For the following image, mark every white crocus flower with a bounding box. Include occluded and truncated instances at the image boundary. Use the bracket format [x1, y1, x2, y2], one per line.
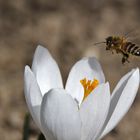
[24, 45, 139, 140]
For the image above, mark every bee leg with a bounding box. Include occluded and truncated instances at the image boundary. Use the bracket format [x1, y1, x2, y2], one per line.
[106, 45, 111, 50]
[106, 47, 110, 50]
[122, 57, 126, 64]
[122, 54, 129, 64]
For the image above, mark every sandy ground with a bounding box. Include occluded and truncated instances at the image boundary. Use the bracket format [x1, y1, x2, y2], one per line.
[0, 0, 140, 139]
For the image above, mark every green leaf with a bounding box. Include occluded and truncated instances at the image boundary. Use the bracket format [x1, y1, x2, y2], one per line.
[22, 113, 30, 140]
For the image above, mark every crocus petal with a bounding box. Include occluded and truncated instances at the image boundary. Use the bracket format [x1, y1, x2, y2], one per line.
[65, 57, 105, 105]
[32, 45, 63, 95]
[40, 89, 81, 140]
[24, 65, 43, 131]
[80, 83, 110, 140]
[95, 69, 135, 139]
[100, 68, 139, 138]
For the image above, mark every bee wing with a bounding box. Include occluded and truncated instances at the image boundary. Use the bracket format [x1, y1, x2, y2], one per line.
[127, 34, 140, 44]
[124, 28, 140, 40]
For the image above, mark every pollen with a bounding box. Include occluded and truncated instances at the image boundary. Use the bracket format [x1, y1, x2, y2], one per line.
[80, 78, 99, 100]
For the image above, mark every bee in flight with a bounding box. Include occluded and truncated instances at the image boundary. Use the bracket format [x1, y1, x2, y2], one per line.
[95, 36, 140, 64]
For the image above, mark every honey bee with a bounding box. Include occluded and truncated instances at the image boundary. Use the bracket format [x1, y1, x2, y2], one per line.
[95, 36, 140, 64]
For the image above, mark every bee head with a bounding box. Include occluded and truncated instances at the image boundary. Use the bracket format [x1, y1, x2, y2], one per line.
[106, 36, 113, 46]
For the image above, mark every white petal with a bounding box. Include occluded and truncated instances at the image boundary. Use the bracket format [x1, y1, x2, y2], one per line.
[100, 68, 139, 138]
[96, 69, 135, 139]
[80, 83, 110, 140]
[40, 89, 81, 140]
[32, 45, 63, 95]
[65, 57, 105, 105]
[24, 66, 43, 131]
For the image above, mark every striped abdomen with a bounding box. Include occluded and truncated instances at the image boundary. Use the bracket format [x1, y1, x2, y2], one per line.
[122, 42, 140, 56]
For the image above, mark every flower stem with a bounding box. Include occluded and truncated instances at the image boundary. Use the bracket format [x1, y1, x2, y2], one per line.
[22, 113, 30, 140]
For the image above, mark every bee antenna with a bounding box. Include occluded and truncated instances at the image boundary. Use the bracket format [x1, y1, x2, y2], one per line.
[94, 41, 106, 45]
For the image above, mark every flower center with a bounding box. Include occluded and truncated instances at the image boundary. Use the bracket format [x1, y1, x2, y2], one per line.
[80, 78, 99, 100]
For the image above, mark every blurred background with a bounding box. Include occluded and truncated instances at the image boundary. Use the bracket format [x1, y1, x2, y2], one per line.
[0, 0, 140, 139]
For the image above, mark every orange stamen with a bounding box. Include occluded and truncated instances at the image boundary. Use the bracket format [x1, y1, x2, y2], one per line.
[80, 78, 99, 101]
